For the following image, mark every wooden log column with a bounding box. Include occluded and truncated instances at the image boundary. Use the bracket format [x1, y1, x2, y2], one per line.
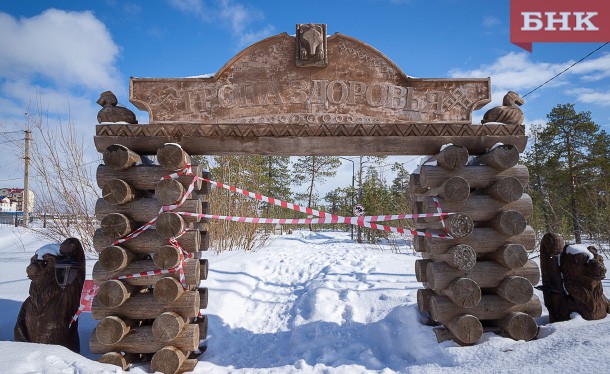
[92, 142, 210, 371]
[412, 143, 541, 345]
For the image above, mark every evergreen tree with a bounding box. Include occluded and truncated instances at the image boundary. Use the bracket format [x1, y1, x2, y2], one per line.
[390, 162, 410, 207]
[524, 104, 607, 244]
[292, 156, 341, 230]
[292, 156, 341, 208]
[260, 156, 292, 218]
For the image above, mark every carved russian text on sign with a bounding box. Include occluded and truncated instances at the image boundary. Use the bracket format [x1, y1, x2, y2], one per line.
[130, 33, 490, 125]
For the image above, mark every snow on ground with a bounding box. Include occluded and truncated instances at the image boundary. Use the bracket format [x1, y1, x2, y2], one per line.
[0, 226, 610, 373]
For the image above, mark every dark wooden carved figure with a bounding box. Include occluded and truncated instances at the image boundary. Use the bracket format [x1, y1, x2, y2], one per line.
[296, 24, 327, 67]
[14, 238, 86, 353]
[481, 91, 525, 126]
[540, 233, 610, 322]
[97, 91, 138, 124]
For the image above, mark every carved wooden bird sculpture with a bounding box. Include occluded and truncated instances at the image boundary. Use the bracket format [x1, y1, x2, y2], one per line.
[97, 91, 138, 124]
[481, 91, 525, 125]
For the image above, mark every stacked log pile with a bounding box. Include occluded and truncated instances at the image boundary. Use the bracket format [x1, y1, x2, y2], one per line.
[412, 144, 542, 344]
[91, 143, 210, 373]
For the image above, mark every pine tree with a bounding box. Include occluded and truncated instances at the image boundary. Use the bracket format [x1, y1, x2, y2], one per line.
[292, 156, 341, 230]
[525, 104, 603, 244]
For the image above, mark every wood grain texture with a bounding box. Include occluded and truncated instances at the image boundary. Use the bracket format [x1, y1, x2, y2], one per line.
[92, 290, 200, 320]
[90, 324, 198, 354]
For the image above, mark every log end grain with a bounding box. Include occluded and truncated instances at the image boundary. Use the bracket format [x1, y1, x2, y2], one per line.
[444, 213, 474, 239]
[153, 312, 186, 342]
[96, 280, 132, 308]
[446, 277, 481, 308]
[158, 143, 190, 171]
[157, 212, 186, 239]
[496, 276, 534, 304]
[476, 144, 520, 170]
[417, 288, 436, 313]
[99, 246, 133, 272]
[491, 210, 527, 237]
[96, 316, 130, 345]
[150, 346, 187, 374]
[98, 352, 130, 370]
[494, 244, 529, 269]
[446, 314, 483, 344]
[102, 179, 137, 206]
[450, 245, 477, 271]
[497, 312, 538, 341]
[487, 176, 524, 203]
[157, 178, 186, 206]
[440, 176, 470, 202]
[154, 245, 182, 269]
[437, 145, 469, 171]
[103, 144, 141, 171]
[100, 213, 133, 239]
[154, 277, 185, 304]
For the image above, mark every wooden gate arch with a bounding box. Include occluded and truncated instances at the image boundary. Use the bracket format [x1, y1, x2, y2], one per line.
[91, 24, 539, 373]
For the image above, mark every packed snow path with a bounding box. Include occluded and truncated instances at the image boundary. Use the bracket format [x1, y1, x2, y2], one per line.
[1, 228, 610, 373]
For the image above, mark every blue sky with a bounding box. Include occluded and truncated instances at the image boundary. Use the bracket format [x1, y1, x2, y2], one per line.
[1, 1, 609, 200]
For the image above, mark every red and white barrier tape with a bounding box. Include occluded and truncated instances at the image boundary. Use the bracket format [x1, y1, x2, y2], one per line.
[157, 164, 452, 237]
[432, 196, 448, 234]
[69, 283, 99, 328]
[85, 156, 453, 318]
[177, 212, 451, 239]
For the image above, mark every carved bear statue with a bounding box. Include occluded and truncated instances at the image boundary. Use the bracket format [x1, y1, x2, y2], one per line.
[540, 233, 610, 322]
[14, 238, 86, 353]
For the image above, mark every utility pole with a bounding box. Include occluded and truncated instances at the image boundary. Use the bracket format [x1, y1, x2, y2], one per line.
[339, 157, 355, 241]
[357, 156, 363, 243]
[23, 129, 31, 227]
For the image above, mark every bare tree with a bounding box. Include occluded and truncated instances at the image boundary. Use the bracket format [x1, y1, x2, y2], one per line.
[27, 107, 100, 253]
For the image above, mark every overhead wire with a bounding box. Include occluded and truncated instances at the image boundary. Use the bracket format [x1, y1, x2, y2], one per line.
[522, 42, 609, 98]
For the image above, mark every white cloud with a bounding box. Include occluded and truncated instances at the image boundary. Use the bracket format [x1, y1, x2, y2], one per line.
[482, 16, 500, 27]
[565, 88, 610, 106]
[450, 52, 571, 95]
[0, 9, 122, 91]
[450, 51, 610, 116]
[568, 53, 610, 81]
[239, 25, 276, 48]
[167, 0, 275, 48]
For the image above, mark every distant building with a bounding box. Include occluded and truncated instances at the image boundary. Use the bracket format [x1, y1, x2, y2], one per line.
[0, 188, 34, 212]
[0, 196, 17, 212]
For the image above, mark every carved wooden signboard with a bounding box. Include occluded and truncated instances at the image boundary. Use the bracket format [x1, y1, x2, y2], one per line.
[95, 29, 526, 155]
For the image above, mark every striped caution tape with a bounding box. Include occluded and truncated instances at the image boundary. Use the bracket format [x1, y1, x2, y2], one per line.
[69, 283, 99, 328]
[161, 164, 453, 239]
[166, 164, 449, 221]
[176, 212, 451, 239]
[112, 217, 157, 246]
[160, 174, 199, 213]
[177, 213, 448, 224]
[432, 196, 449, 234]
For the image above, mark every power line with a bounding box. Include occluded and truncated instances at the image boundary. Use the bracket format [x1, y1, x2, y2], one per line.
[523, 42, 609, 98]
[0, 158, 21, 168]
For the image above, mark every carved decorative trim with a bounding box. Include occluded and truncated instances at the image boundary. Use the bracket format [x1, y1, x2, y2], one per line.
[96, 123, 525, 138]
